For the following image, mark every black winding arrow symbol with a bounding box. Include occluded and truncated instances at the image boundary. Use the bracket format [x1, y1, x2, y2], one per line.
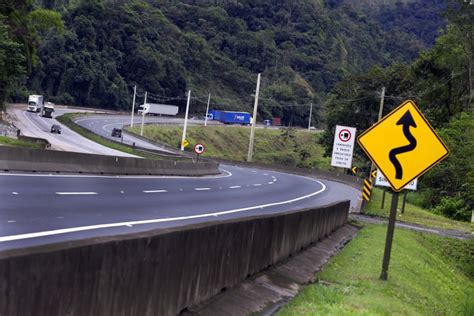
[389, 110, 417, 180]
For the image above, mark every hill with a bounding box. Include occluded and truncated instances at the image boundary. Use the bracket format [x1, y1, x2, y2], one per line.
[13, 0, 447, 126]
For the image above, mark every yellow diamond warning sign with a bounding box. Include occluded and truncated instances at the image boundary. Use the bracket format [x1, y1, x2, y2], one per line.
[357, 100, 449, 192]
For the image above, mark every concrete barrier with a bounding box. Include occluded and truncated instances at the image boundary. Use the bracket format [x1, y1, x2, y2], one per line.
[0, 146, 219, 176]
[0, 201, 349, 316]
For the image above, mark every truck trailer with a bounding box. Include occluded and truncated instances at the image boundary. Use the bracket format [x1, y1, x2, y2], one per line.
[208, 110, 251, 125]
[138, 103, 179, 116]
[41, 102, 55, 118]
[27, 95, 44, 113]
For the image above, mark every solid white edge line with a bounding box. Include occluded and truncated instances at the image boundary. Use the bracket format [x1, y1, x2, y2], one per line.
[0, 177, 326, 243]
[195, 188, 211, 191]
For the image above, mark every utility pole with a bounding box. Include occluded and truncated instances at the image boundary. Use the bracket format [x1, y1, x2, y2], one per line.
[308, 102, 313, 130]
[181, 90, 191, 151]
[130, 85, 136, 127]
[204, 93, 211, 127]
[247, 73, 261, 162]
[140, 91, 147, 136]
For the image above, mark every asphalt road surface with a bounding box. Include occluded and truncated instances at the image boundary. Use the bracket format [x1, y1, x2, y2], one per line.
[0, 165, 360, 251]
[10, 107, 137, 157]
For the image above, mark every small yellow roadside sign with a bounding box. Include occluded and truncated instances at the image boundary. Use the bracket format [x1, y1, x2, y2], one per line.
[182, 139, 189, 148]
[357, 100, 449, 191]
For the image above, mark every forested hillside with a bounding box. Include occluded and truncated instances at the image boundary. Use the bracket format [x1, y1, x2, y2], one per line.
[3, 0, 447, 126]
[321, 1, 473, 220]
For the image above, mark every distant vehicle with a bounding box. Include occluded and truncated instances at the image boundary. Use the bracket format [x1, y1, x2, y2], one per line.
[263, 119, 272, 126]
[111, 128, 122, 138]
[50, 124, 61, 134]
[27, 95, 44, 113]
[208, 110, 252, 125]
[41, 102, 55, 118]
[137, 103, 179, 116]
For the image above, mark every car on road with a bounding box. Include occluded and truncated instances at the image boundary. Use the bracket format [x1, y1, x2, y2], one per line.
[111, 128, 122, 138]
[50, 124, 61, 134]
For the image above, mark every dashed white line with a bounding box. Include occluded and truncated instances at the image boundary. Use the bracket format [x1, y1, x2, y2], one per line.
[12, 192, 18, 195]
[56, 192, 98, 195]
[194, 188, 211, 191]
[143, 190, 167, 193]
[253, 184, 262, 187]
[0, 178, 327, 243]
[229, 186, 241, 189]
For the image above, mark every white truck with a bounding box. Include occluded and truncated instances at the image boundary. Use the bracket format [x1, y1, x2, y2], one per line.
[41, 102, 55, 118]
[27, 95, 44, 112]
[138, 103, 179, 116]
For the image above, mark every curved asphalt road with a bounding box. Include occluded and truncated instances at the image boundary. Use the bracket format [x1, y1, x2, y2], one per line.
[11, 107, 137, 157]
[0, 165, 359, 251]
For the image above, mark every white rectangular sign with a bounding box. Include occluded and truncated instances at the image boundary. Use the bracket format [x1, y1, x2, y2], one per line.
[375, 169, 418, 191]
[331, 125, 356, 169]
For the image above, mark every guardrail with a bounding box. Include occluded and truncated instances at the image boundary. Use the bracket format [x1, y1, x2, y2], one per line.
[0, 201, 349, 316]
[0, 146, 219, 176]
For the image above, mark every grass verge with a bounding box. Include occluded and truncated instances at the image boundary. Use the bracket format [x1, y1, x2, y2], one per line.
[129, 125, 330, 169]
[0, 136, 44, 149]
[365, 187, 473, 232]
[279, 225, 474, 315]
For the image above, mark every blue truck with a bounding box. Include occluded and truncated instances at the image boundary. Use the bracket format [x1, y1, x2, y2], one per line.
[207, 110, 252, 125]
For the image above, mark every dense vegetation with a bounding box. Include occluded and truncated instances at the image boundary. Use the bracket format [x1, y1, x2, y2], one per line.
[3, 0, 447, 127]
[321, 1, 473, 220]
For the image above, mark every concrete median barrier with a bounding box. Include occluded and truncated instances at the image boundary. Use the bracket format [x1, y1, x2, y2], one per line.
[0, 146, 219, 176]
[0, 201, 349, 316]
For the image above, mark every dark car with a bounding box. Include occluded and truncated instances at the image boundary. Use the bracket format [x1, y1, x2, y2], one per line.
[51, 124, 61, 134]
[111, 128, 122, 138]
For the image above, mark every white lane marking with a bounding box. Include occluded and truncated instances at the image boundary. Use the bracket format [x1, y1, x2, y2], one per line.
[268, 182, 273, 185]
[56, 192, 98, 195]
[12, 192, 18, 195]
[120, 191, 125, 194]
[0, 168, 232, 179]
[7, 220, 16, 223]
[143, 190, 167, 193]
[0, 178, 326, 243]
[253, 184, 262, 186]
[229, 186, 241, 189]
[195, 188, 211, 191]
[263, 173, 268, 176]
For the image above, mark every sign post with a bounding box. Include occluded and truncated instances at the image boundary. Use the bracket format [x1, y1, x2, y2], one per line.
[194, 143, 206, 162]
[331, 125, 356, 169]
[357, 100, 449, 280]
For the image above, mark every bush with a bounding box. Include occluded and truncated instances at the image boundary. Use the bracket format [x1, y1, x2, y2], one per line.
[432, 196, 471, 221]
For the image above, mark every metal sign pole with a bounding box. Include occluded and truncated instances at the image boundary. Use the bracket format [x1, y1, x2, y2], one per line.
[380, 190, 399, 280]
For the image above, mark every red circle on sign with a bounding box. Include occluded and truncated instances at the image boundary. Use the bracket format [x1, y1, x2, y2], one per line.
[194, 143, 206, 154]
[338, 129, 351, 142]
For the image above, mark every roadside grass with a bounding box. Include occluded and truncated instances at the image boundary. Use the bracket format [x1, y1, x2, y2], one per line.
[279, 225, 474, 315]
[56, 113, 175, 160]
[128, 125, 330, 169]
[365, 187, 473, 232]
[0, 135, 44, 149]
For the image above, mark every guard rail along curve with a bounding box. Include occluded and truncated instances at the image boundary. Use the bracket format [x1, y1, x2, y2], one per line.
[0, 146, 219, 176]
[0, 201, 350, 316]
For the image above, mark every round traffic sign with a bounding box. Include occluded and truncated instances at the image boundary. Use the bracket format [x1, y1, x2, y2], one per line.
[338, 129, 352, 142]
[194, 143, 206, 155]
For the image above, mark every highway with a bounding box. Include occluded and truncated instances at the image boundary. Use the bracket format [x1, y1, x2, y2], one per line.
[10, 107, 137, 157]
[0, 166, 359, 251]
[2, 106, 361, 251]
